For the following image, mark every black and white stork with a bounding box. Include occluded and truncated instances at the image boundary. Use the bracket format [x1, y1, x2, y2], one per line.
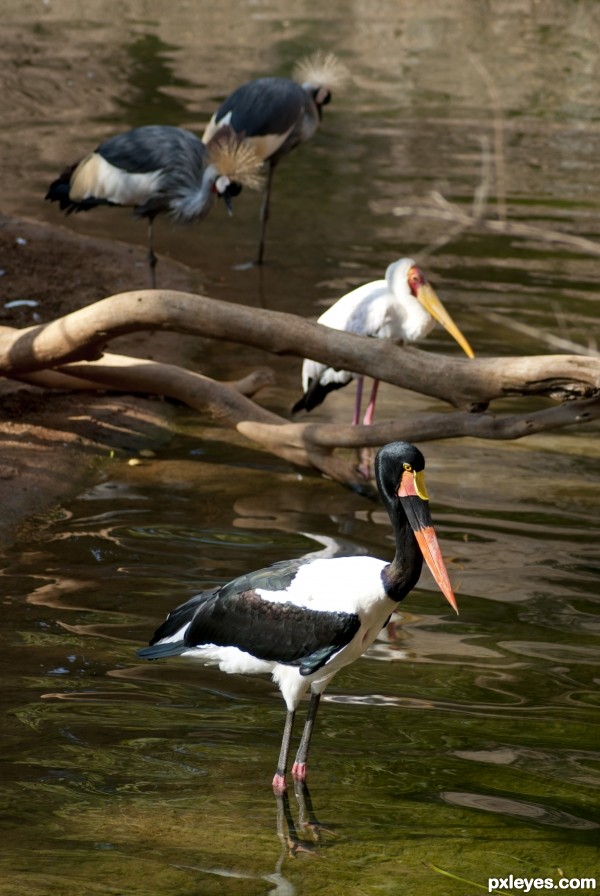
[45, 124, 263, 287]
[293, 258, 475, 425]
[202, 51, 347, 264]
[137, 441, 458, 792]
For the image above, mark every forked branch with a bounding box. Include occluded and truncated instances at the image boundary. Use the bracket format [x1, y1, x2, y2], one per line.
[1, 292, 599, 489]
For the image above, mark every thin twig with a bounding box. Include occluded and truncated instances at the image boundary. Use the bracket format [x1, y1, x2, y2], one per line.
[468, 53, 508, 221]
[481, 311, 600, 358]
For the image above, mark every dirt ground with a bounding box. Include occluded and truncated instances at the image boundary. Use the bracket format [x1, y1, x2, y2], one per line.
[0, 214, 202, 552]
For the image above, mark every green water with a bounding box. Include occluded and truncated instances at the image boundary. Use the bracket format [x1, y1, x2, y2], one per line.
[1, 431, 598, 895]
[2, 1, 600, 893]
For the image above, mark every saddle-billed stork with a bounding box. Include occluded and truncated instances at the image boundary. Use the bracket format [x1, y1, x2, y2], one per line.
[293, 258, 475, 425]
[45, 124, 263, 286]
[137, 441, 458, 792]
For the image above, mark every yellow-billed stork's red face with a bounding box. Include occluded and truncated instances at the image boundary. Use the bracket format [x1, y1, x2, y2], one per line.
[407, 265, 475, 359]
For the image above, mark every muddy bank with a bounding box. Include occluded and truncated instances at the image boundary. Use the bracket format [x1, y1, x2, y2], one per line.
[0, 215, 203, 551]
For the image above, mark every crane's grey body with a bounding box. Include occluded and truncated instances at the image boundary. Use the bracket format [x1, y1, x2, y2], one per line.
[46, 124, 262, 286]
[204, 78, 320, 167]
[202, 53, 343, 264]
[48, 126, 220, 223]
[93, 125, 216, 222]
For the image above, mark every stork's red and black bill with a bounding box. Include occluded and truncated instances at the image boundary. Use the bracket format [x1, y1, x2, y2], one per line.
[398, 468, 458, 614]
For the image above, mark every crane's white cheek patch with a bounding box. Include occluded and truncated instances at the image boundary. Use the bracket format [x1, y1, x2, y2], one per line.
[70, 153, 162, 206]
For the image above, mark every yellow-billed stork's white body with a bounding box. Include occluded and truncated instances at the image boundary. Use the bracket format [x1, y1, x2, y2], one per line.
[293, 258, 475, 425]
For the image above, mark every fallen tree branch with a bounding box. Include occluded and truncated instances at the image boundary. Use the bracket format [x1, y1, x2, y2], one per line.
[12, 364, 276, 396]
[48, 353, 370, 491]
[7, 348, 600, 491]
[1, 293, 598, 411]
[269, 396, 600, 448]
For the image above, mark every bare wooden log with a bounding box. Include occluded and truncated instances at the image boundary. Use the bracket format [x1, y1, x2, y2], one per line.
[0, 293, 599, 409]
[8, 346, 599, 491]
[262, 396, 600, 448]
[11, 364, 276, 396]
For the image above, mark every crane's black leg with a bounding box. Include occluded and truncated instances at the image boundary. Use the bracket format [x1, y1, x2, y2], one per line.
[273, 708, 295, 793]
[291, 692, 321, 781]
[147, 218, 157, 288]
[256, 161, 275, 265]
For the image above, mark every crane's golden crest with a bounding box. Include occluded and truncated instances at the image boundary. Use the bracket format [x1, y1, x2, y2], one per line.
[293, 51, 349, 90]
[207, 128, 265, 190]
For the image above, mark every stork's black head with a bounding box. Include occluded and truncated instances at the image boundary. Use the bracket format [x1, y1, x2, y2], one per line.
[374, 441, 425, 507]
[375, 441, 458, 614]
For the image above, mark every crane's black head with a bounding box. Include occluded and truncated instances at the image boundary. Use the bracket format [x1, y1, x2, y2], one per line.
[311, 87, 332, 118]
[374, 442, 425, 507]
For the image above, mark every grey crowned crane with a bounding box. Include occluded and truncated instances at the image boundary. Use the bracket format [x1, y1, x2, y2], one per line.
[202, 51, 347, 265]
[137, 441, 459, 793]
[45, 125, 263, 287]
[293, 258, 475, 425]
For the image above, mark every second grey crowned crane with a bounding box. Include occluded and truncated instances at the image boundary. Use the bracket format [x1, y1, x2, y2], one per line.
[46, 125, 264, 286]
[203, 52, 347, 265]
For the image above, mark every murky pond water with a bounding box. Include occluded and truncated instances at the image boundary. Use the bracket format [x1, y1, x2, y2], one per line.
[1, 1, 600, 894]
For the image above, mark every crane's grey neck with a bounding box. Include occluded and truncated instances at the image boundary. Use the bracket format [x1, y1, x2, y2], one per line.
[168, 163, 219, 222]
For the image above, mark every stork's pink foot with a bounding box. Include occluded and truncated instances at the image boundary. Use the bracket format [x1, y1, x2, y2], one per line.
[272, 772, 287, 793]
[292, 761, 307, 781]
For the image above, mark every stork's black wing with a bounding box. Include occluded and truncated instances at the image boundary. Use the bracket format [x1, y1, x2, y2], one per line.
[139, 557, 361, 676]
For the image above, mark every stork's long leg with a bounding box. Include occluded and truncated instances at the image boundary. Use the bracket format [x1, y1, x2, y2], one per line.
[291, 692, 321, 781]
[256, 160, 275, 265]
[272, 708, 295, 793]
[362, 379, 380, 425]
[147, 217, 158, 288]
[352, 377, 364, 426]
